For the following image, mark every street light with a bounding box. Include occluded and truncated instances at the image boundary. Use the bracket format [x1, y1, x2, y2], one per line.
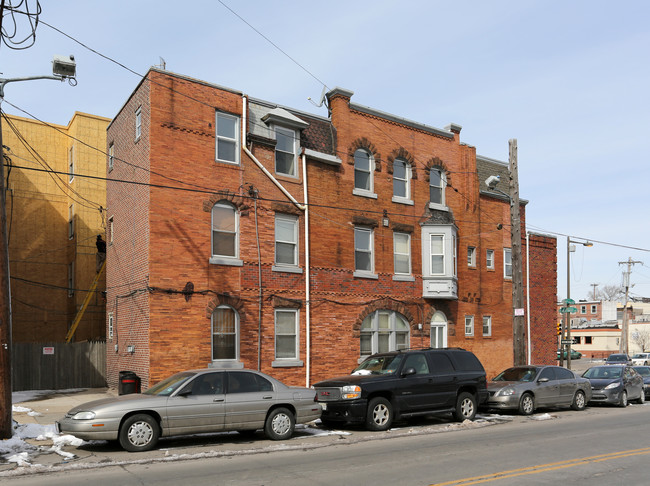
[564, 237, 593, 369]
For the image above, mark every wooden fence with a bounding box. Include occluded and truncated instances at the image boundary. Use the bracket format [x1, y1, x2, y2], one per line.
[12, 341, 106, 391]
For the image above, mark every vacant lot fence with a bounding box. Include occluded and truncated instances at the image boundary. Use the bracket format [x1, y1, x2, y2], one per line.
[12, 341, 106, 391]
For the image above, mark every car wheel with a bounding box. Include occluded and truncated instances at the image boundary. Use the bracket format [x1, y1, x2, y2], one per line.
[454, 392, 477, 421]
[571, 390, 586, 411]
[636, 390, 646, 404]
[619, 390, 628, 407]
[264, 407, 295, 440]
[119, 414, 159, 452]
[366, 397, 393, 431]
[518, 393, 535, 415]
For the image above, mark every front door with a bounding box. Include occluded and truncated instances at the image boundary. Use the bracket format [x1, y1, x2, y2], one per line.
[165, 372, 226, 435]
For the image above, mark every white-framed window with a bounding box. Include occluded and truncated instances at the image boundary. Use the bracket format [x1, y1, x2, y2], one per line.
[393, 232, 411, 275]
[68, 145, 75, 182]
[429, 168, 446, 207]
[392, 158, 411, 202]
[211, 202, 238, 258]
[135, 106, 142, 141]
[216, 111, 240, 164]
[108, 312, 114, 339]
[486, 249, 495, 269]
[504, 248, 512, 278]
[354, 227, 374, 275]
[467, 246, 476, 267]
[580, 305, 587, 314]
[275, 309, 298, 360]
[430, 234, 445, 275]
[108, 142, 114, 171]
[354, 149, 374, 194]
[275, 126, 297, 177]
[360, 310, 409, 356]
[108, 216, 114, 244]
[591, 305, 597, 314]
[68, 204, 74, 239]
[430, 311, 448, 348]
[275, 214, 298, 267]
[212, 306, 239, 361]
[482, 316, 492, 336]
[67, 262, 74, 297]
[465, 315, 474, 336]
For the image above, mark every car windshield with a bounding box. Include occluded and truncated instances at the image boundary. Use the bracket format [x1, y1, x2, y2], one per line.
[607, 355, 627, 362]
[583, 367, 622, 379]
[634, 367, 650, 376]
[353, 355, 404, 375]
[493, 367, 538, 382]
[144, 372, 195, 396]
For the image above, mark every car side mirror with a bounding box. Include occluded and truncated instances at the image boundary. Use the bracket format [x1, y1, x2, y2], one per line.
[402, 367, 416, 377]
[537, 377, 549, 383]
[176, 388, 192, 397]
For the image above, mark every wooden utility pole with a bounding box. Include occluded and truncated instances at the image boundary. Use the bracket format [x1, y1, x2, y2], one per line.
[509, 139, 525, 366]
[619, 258, 642, 354]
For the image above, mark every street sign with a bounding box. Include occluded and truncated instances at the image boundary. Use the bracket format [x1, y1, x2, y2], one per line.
[563, 298, 575, 305]
[559, 307, 578, 313]
[561, 340, 574, 345]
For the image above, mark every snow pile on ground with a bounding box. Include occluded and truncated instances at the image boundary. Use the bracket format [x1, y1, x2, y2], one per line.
[529, 413, 556, 421]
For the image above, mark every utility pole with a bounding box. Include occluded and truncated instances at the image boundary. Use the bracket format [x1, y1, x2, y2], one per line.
[619, 258, 642, 354]
[509, 139, 525, 366]
[591, 283, 599, 301]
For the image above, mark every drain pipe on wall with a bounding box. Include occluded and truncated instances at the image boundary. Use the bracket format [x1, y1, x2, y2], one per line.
[526, 231, 531, 365]
[302, 152, 311, 388]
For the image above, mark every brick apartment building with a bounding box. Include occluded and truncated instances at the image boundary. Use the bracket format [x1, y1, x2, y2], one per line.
[105, 69, 557, 388]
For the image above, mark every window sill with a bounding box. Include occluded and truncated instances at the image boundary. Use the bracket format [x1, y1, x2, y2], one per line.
[209, 360, 244, 369]
[272, 265, 303, 274]
[429, 202, 449, 211]
[353, 189, 378, 199]
[392, 196, 414, 206]
[209, 257, 243, 266]
[272, 360, 304, 368]
[215, 158, 240, 165]
[353, 271, 378, 280]
[393, 275, 415, 282]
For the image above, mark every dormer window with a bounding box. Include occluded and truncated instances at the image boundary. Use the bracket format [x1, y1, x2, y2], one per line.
[429, 168, 446, 208]
[274, 126, 297, 177]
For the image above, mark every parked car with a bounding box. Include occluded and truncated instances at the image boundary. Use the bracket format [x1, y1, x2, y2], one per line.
[605, 353, 632, 365]
[582, 365, 644, 407]
[487, 365, 591, 415]
[556, 349, 582, 360]
[313, 348, 488, 431]
[632, 366, 650, 398]
[56, 369, 321, 452]
[631, 353, 650, 366]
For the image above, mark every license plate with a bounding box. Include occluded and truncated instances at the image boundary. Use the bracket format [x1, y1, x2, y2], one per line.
[320, 403, 327, 411]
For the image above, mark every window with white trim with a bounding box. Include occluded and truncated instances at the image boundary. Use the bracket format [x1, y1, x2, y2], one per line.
[108, 142, 114, 171]
[482, 316, 492, 336]
[108, 312, 114, 339]
[393, 232, 411, 275]
[211, 202, 238, 258]
[68, 204, 74, 239]
[430, 311, 448, 348]
[361, 310, 409, 356]
[275, 214, 298, 267]
[68, 145, 74, 182]
[108, 216, 114, 244]
[216, 112, 240, 164]
[135, 107, 142, 141]
[591, 305, 597, 314]
[467, 246, 476, 267]
[392, 158, 411, 201]
[486, 249, 495, 269]
[354, 227, 374, 274]
[354, 149, 374, 194]
[212, 306, 239, 361]
[504, 248, 512, 278]
[430, 234, 445, 275]
[429, 168, 446, 207]
[580, 305, 587, 314]
[275, 309, 298, 360]
[275, 126, 297, 176]
[465, 315, 474, 336]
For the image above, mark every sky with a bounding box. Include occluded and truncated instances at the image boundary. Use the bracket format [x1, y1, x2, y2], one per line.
[1, 0, 649, 302]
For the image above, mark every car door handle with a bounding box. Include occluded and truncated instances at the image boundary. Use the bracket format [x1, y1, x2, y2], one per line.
[263, 395, 273, 400]
[213, 398, 224, 402]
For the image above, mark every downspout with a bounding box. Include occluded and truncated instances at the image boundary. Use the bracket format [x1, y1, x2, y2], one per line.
[302, 152, 311, 388]
[526, 231, 531, 365]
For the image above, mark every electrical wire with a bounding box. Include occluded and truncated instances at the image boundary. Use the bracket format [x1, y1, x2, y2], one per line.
[0, 0, 40, 50]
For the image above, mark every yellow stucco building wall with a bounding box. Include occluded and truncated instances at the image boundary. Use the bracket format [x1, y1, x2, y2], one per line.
[4, 112, 110, 342]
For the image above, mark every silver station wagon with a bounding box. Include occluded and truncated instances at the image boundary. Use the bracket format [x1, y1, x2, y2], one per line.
[57, 369, 321, 452]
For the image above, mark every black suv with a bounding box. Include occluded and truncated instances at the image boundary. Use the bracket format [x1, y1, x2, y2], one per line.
[313, 348, 488, 431]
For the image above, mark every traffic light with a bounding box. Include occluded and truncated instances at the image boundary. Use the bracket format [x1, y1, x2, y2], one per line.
[556, 322, 562, 335]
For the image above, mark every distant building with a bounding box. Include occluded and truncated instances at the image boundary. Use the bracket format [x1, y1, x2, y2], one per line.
[5, 112, 109, 342]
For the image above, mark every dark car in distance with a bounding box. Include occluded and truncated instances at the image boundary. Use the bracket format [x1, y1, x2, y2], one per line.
[582, 365, 644, 407]
[313, 348, 488, 431]
[605, 353, 632, 365]
[632, 366, 650, 398]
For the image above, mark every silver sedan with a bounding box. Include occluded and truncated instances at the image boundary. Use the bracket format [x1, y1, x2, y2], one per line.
[487, 365, 592, 415]
[56, 369, 321, 452]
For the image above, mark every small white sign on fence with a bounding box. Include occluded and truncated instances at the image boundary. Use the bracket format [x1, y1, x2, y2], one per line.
[42, 347, 55, 355]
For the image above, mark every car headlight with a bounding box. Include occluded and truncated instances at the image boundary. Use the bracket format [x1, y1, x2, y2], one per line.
[341, 385, 361, 400]
[72, 411, 96, 420]
[498, 387, 515, 397]
[604, 382, 621, 390]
